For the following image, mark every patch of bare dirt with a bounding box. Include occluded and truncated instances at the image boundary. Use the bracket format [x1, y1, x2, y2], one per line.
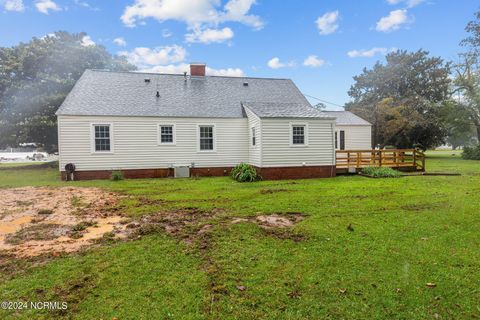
[0, 186, 307, 261]
[238, 212, 306, 243]
[230, 213, 306, 243]
[0, 187, 126, 257]
[259, 188, 293, 195]
[256, 213, 304, 228]
[400, 203, 441, 211]
[4, 223, 67, 245]
[131, 207, 220, 245]
[231, 212, 304, 229]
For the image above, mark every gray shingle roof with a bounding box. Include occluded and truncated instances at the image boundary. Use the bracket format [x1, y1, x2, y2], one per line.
[242, 102, 332, 119]
[321, 111, 371, 126]
[56, 69, 316, 118]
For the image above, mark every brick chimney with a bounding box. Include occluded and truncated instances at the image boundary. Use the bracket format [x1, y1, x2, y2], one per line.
[190, 63, 206, 77]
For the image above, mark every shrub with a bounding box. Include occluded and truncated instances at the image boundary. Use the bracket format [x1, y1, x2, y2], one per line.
[231, 163, 261, 182]
[111, 170, 124, 181]
[462, 144, 480, 160]
[361, 167, 402, 178]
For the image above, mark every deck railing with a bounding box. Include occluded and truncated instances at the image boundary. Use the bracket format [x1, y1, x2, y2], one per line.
[336, 149, 425, 171]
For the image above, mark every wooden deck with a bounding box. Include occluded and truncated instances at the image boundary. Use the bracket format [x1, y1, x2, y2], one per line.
[336, 149, 425, 173]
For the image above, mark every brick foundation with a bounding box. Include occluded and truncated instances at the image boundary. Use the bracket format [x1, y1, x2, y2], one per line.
[255, 165, 336, 180]
[190, 167, 232, 177]
[61, 168, 173, 181]
[61, 165, 335, 181]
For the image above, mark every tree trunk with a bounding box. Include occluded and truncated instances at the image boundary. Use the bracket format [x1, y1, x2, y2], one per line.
[476, 125, 480, 143]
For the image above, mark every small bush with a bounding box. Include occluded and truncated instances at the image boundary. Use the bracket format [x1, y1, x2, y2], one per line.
[111, 170, 124, 181]
[231, 163, 261, 182]
[361, 167, 402, 178]
[462, 144, 480, 160]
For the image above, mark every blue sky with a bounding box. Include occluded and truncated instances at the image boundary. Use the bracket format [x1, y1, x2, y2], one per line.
[1, 0, 478, 109]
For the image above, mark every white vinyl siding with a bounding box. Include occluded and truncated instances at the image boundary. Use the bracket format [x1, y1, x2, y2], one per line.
[261, 118, 335, 167]
[244, 107, 262, 167]
[335, 125, 372, 150]
[58, 115, 248, 171]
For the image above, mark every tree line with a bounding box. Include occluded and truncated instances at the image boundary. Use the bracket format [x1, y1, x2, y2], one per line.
[346, 10, 480, 150]
[0, 32, 136, 153]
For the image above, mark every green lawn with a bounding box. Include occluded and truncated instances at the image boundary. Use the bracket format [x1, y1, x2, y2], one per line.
[0, 162, 48, 168]
[0, 153, 479, 319]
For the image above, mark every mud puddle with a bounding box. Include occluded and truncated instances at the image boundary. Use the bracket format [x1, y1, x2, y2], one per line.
[0, 187, 126, 257]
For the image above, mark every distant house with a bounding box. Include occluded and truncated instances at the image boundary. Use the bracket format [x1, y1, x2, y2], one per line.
[56, 63, 371, 180]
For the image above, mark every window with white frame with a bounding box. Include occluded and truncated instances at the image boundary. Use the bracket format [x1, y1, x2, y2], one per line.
[251, 127, 256, 146]
[159, 125, 175, 144]
[93, 124, 111, 152]
[292, 125, 306, 145]
[199, 125, 214, 151]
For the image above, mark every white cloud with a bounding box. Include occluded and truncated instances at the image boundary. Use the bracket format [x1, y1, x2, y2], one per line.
[162, 29, 172, 38]
[73, 0, 99, 11]
[222, 0, 263, 29]
[119, 45, 187, 67]
[267, 57, 295, 69]
[140, 64, 189, 74]
[376, 9, 410, 32]
[2, 0, 24, 12]
[303, 55, 325, 68]
[121, 0, 263, 29]
[35, 0, 61, 14]
[80, 35, 95, 46]
[386, 0, 424, 8]
[41, 33, 56, 39]
[267, 57, 283, 69]
[185, 27, 234, 44]
[140, 63, 245, 77]
[113, 37, 127, 46]
[347, 47, 388, 58]
[316, 10, 339, 35]
[206, 66, 244, 77]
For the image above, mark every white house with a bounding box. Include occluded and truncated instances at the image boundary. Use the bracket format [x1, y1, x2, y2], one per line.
[56, 64, 371, 180]
[322, 111, 372, 150]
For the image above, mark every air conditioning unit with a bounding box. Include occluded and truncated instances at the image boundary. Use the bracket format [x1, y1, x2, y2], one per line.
[174, 166, 190, 178]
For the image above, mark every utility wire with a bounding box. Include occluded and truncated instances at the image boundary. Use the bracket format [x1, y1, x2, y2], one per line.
[303, 93, 345, 109]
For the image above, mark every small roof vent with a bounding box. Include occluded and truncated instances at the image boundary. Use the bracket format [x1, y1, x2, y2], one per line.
[144, 78, 151, 83]
[243, 82, 249, 87]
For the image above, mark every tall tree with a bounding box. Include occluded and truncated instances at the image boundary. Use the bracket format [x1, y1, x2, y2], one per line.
[313, 102, 327, 110]
[439, 100, 476, 149]
[455, 10, 480, 142]
[0, 31, 136, 152]
[345, 50, 451, 150]
[461, 10, 480, 58]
